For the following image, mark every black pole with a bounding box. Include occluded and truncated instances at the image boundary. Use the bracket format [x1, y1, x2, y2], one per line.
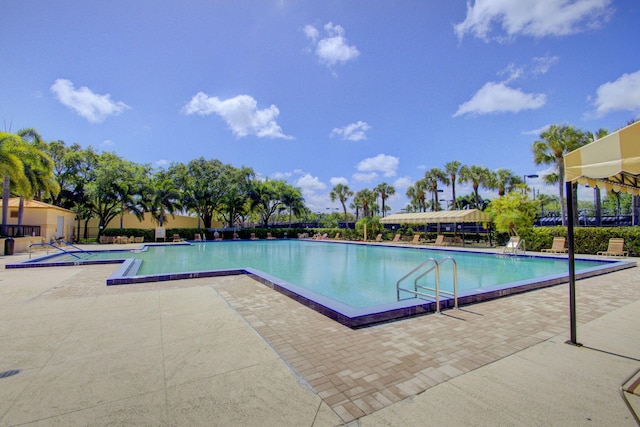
[566, 181, 580, 346]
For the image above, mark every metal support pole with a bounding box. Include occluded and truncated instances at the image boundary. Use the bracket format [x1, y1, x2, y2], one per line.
[566, 182, 580, 346]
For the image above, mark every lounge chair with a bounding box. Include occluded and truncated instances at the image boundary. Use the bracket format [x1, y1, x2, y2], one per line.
[172, 234, 181, 242]
[333, 232, 340, 240]
[233, 232, 240, 240]
[541, 237, 567, 253]
[134, 236, 144, 243]
[502, 236, 524, 253]
[374, 233, 382, 242]
[250, 233, 258, 240]
[267, 233, 275, 240]
[392, 234, 401, 242]
[194, 233, 202, 241]
[597, 238, 628, 257]
[408, 235, 421, 244]
[433, 235, 445, 245]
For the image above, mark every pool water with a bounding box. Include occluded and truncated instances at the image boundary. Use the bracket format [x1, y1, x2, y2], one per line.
[39, 240, 607, 309]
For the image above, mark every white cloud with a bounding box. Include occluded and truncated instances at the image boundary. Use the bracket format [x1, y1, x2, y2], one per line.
[453, 82, 546, 117]
[454, 0, 613, 42]
[182, 92, 293, 140]
[330, 121, 371, 141]
[522, 124, 551, 135]
[353, 172, 379, 183]
[100, 139, 114, 147]
[304, 22, 360, 67]
[591, 69, 640, 117]
[531, 54, 560, 75]
[50, 79, 130, 123]
[330, 177, 349, 186]
[295, 173, 326, 192]
[155, 159, 170, 168]
[393, 176, 413, 190]
[356, 154, 399, 177]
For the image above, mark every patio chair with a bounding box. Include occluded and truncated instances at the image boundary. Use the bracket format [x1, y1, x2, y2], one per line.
[250, 233, 258, 240]
[541, 237, 567, 253]
[597, 238, 628, 257]
[267, 233, 275, 240]
[620, 367, 640, 425]
[233, 232, 240, 240]
[172, 234, 181, 242]
[433, 235, 445, 245]
[134, 236, 144, 243]
[408, 235, 421, 244]
[502, 236, 524, 254]
[392, 234, 401, 242]
[375, 233, 382, 242]
[194, 233, 202, 241]
[333, 232, 340, 240]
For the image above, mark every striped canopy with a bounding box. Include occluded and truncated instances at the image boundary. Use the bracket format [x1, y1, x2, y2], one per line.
[379, 209, 492, 224]
[564, 120, 640, 195]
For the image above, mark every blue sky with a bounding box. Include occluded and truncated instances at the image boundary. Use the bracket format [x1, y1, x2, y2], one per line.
[2, 0, 639, 212]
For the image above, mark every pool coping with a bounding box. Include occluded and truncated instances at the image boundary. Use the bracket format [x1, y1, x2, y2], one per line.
[6, 241, 636, 328]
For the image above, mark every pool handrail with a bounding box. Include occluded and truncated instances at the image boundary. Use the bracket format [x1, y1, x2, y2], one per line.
[396, 257, 459, 313]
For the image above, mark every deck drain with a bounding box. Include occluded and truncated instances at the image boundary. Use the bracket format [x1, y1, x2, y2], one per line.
[0, 369, 21, 379]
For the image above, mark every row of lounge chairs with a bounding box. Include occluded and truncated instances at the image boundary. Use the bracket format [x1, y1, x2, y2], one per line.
[99, 235, 144, 244]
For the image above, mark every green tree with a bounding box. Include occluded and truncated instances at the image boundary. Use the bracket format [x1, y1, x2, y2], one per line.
[406, 179, 427, 212]
[533, 124, 589, 225]
[218, 166, 254, 228]
[354, 188, 377, 218]
[0, 131, 34, 235]
[249, 179, 290, 227]
[145, 170, 181, 227]
[424, 168, 448, 211]
[281, 185, 306, 227]
[330, 183, 354, 226]
[494, 169, 522, 196]
[485, 192, 539, 236]
[374, 182, 395, 217]
[459, 165, 492, 209]
[445, 160, 462, 210]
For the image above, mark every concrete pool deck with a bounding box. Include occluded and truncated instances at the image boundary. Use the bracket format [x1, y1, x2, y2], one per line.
[1, 245, 639, 425]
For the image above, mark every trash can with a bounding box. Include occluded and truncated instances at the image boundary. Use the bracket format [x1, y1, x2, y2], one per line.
[4, 237, 15, 255]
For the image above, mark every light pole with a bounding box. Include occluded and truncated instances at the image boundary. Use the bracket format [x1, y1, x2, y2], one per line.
[523, 174, 538, 198]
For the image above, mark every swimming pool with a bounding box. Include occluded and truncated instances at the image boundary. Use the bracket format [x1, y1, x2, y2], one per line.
[8, 240, 634, 327]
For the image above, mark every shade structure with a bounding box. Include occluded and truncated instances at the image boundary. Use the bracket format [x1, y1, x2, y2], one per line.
[379, 209, 492, 225]
[563, 120, 640, 346]
[564, 120, 640, 194]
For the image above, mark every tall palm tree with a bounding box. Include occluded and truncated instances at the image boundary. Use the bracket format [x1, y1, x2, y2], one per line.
[423, 168, 448, 211]
[354, 189, 376, 218]
[329, 183, 353, 226]
[445, 161, 462, 210]
[281, 185, 305, 227]
[374, 182, 395, 217]
[459, 165, 492, 209]
[1, 130, 34, 236]
[406, 179, 428, 212]
[146, 171, 181, 227]
[533, 124, 588, 225]
[494, 169, 522, 196]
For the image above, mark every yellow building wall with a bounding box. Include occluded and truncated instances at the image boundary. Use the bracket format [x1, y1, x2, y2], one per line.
[1, 199, 76, 243]
[84, 213, 222, 237]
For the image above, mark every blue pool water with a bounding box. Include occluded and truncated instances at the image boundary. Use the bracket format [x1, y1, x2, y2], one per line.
[10, 240, 633, 326]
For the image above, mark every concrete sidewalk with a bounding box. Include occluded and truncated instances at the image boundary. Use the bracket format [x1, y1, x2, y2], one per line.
[1, 249, 639, 426]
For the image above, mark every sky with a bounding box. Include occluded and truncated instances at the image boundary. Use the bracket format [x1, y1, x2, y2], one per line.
[2, 0, 640, 213]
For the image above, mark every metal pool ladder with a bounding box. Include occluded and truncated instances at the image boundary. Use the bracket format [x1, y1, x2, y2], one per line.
[396, 257, 458, 313]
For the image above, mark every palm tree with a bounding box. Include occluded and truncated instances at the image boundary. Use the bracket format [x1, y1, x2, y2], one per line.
[459, 165, 492, 209]
[374, 182, 395, 217]
[533, 124, 588, 225]
[329, 183, 353, 226]
[445, 161, 462, 210]
[146, 171, 181, 227]
[1, 130, 35, 236]
[354, 189, 376, 218]
[281, 185, 305, 227]
[424, 168, 448, 211]
[406, 179, 427, 212]
[494, 169, 522, 196]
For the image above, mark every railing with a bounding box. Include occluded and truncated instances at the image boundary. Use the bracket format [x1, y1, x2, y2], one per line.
[29, 240, 92, 260]
[396, 257, 458, 313]
[2, 225, 41, 237]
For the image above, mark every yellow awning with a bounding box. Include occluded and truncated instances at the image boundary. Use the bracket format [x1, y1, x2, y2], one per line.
[379, 209, 492, 224]
[564, 120, 640, 195]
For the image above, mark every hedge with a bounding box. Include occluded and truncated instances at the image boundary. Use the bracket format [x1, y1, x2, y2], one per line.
[518, 226, 640, 256]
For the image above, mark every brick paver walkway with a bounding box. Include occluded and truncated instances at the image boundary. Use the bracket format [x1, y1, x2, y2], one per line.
[36, 262, 640, 424]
